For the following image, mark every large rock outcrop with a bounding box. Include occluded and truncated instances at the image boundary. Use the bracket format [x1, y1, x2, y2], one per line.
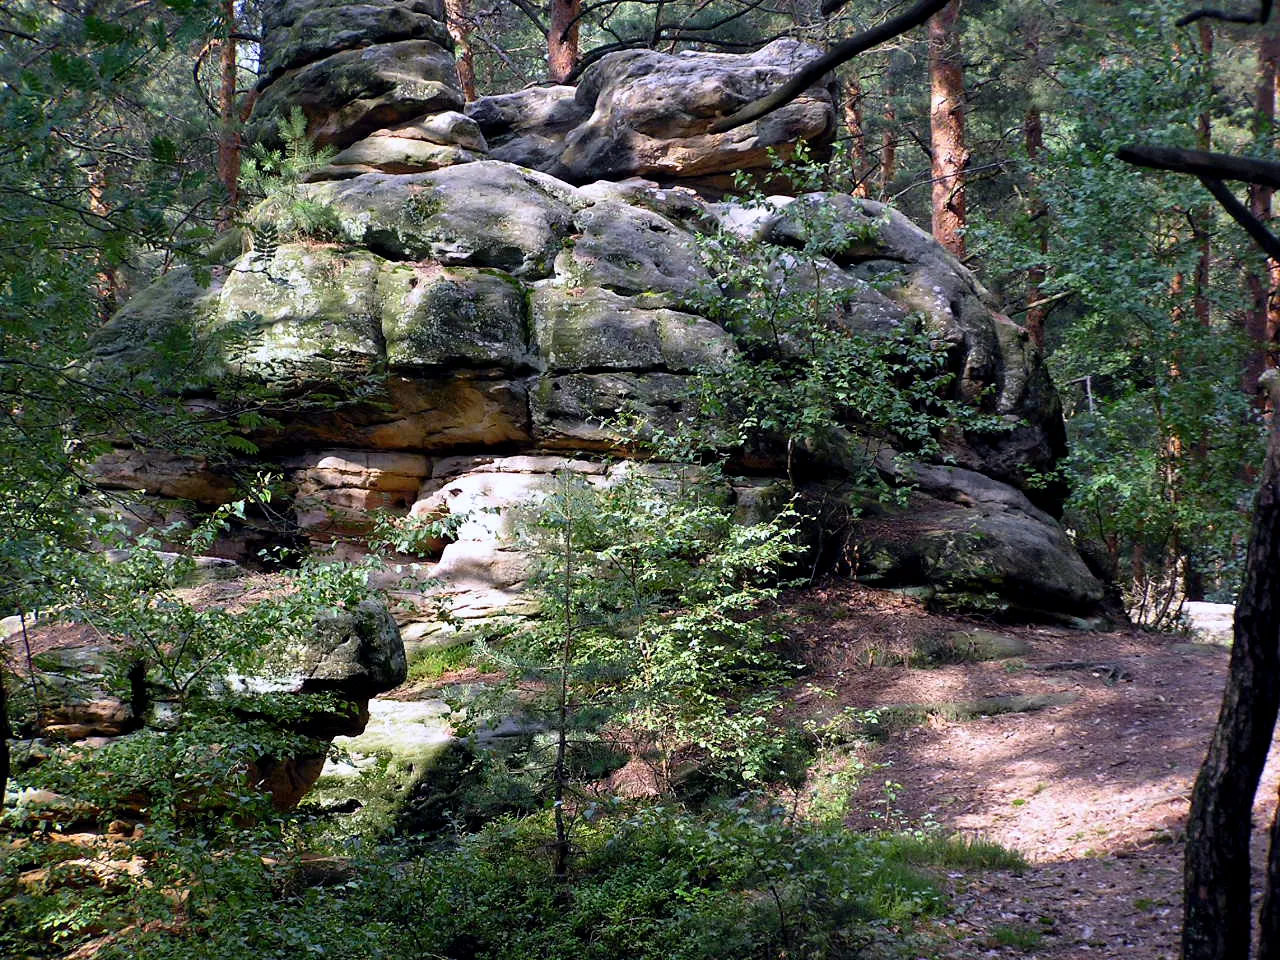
[97, 161, 1103, 629]
[95, 16, 1109, 686]
[468, 39, 837, 187]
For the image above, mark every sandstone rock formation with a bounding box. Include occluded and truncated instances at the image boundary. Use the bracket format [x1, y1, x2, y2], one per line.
[95, 9, 1110, 700]
[468, 39, 837, 188]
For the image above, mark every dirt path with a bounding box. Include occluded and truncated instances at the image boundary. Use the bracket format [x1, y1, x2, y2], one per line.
[786, 583, 1280, 959]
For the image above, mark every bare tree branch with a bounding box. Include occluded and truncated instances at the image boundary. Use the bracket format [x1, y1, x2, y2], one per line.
[708, 0, 953, 135]
[1117, 144, 1280, 189]
[1177, 0, 1273, 27]
[1200, 176, 1280, 260]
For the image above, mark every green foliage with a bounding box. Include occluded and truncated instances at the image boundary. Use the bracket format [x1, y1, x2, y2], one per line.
[241, 108, 340, 243]
[673, 149, 1007, 499]
[483, 467, 801, 800]
[969, 5, 1264, 620]
[28, 802, 969, 960]
[405, 642, 473, 682]
[990, 922, 1045, 950]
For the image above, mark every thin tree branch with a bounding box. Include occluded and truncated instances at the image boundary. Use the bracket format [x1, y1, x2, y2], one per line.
[508, 0, 549, 35]
[708, 0, 953, 134]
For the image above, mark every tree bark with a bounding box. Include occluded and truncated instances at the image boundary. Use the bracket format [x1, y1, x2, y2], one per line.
[445, 0, 478, 100]
[1024, 103, 1048, 348]
[709, 0, 952, 134]
[548, 0, 581, 84]
[1194, 23, 1214, 332]
[1247, 27, 1280, 408]
[1117, 144, 1280, 189]
[928, 0, 967, 258]
[843, 74, 871, 198]
[881, 77, 897, 200]
[1183, 369, 1280, 959]
[215, 0, 241, 230]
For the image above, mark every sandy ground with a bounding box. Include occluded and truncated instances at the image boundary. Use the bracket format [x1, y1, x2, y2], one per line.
[782, 582, 1280, 959]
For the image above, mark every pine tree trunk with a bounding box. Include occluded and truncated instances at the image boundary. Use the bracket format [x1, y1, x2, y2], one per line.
[1194, 23, 1214, 332]
[880, 78, 897, 200]
[1024, 103, 1048, 348]
[1183, 23, 1214, 603]
[843, 74, 871, 198]
[215, 0, 241, 230]
[928, 0, 968, 258]
[548, 0, 581, 84]
[1184, 374, 1280, 959]
[445, 0, 478, 101]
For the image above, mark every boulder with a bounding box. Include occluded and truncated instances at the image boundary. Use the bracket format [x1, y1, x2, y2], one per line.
[312, 138, 484, 178]
[379, 264, 531, 370]
[466, 86, 587, 175]
[258, 0, 450, 85]
[553, 198, 712, 306]
[306, 111, 489, 179]
[217, 245, 385, 385]
[248, 39, 463, 150]
[380, 110, 488, 152]
[849, 464, 1104, 618]
[250, 597, 407, 704]
[530, 285, 731, 373]
[302, 162, 578, 275]
[560, 39, 835, 184]
[464, 41, 836, 186]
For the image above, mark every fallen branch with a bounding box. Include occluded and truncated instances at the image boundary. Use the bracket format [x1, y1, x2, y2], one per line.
[1041, 661, 1134, 683]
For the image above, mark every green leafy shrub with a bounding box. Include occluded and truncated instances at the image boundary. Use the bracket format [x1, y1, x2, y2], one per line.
[672, 148, 1008, 500]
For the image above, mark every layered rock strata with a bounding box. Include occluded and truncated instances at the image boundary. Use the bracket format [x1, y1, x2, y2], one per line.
[95, 13, 1108, 688]
[98, 164, 1102, 630]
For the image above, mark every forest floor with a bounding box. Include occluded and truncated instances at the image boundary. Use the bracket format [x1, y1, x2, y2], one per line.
[781, 582, 1278, 960]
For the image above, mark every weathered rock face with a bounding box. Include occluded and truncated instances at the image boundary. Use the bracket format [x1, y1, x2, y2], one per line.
[248, 0, 462, 152]
[468, 39, 836, 187]
[96, 22, 1110, 680]
[96, 160, 1102, 623]
[258, 0, 450, 86]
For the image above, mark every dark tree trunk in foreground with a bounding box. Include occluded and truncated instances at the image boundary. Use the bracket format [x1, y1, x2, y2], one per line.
[548, 0, 581, 84]
[928, 0, 967, 258]
[1183, 369, 1280, 959]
